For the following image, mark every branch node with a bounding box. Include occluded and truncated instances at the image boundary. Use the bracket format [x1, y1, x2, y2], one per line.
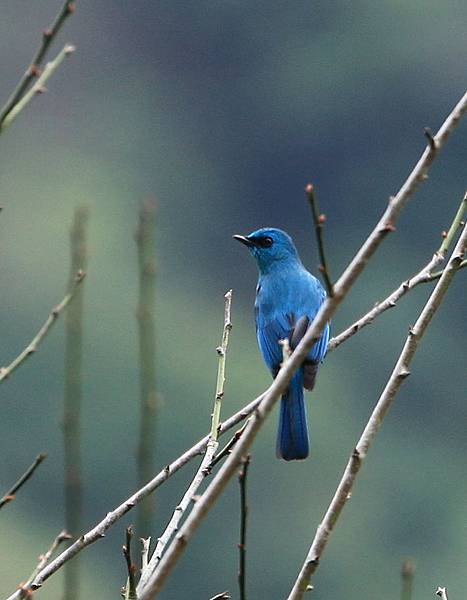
[424, 127, 437, 150]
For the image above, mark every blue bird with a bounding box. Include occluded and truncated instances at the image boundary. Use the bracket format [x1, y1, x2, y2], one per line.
[234, 228, 329, 460]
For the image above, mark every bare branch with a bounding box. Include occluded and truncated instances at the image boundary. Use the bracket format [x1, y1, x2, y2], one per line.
[137, 290, 233, 591]
[0, 270, 86, 385]
[211, 289, 233, 441]
[211, 419, 250, 469]
[329, 191, 466, 351]
[0, 453, 47, 510]
[238, 455, 251, 600]
[122, 526, 137, 600]
[0, 0, 76, 126]
[287, 222, 467, 600]
[0, 44, 75, 131]
[140, 537, 151, 572]
[136, 90, 467, 599]
[305, 183, 334, 296]
[5, 89, 466, 599]
[18, 530, 71, 597]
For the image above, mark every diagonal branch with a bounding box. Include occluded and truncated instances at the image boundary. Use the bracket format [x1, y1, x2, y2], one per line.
[0, 0, 76, 126]
[0, 270, 86, 385]
[18, 530, 71, 598]
[0, 453, 47, 510]
[136, 90, 467, 599]
[287, 221, 467, 600]
[0, 44, 75, 131]
[5, 88, 466, 600]
[328, 191, 467, 351]
[136, 290, 233, 590]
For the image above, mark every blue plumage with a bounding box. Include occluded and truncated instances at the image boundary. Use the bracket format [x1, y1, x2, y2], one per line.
[234, 228, 329, 460]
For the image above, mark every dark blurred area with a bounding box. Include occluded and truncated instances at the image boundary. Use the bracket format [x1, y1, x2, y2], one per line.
[0, 2, 466, 599]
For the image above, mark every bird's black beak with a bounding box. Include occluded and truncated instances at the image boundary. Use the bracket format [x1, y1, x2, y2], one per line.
[233, 234, 254, 247]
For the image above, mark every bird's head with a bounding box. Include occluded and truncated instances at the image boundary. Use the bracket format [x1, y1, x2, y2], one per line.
[233, 227, 300, 273]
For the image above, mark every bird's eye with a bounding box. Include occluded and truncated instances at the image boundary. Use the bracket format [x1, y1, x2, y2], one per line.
[260, 236, 273, 248]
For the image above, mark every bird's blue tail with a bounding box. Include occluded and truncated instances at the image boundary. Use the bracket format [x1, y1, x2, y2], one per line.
[276, 369, 309, 460]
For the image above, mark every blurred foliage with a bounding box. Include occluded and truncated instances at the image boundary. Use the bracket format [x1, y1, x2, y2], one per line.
[0, 1, 466, 599]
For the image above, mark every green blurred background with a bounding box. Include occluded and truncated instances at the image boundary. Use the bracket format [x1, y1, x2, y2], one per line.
[0, 1, 466, 598]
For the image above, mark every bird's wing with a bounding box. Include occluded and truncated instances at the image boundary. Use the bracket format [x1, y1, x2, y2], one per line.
[256, 312, 294, 376]
[257, 312, 330, 378]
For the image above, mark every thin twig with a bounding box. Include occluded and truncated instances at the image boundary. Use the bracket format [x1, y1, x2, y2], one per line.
[238, 455, 251, 600]
[9, 393, 264, 598]
[0, 0, 76, 126]
[140, 537, 151, 572]
[287, 222, 467, 600]
[211, 290, 233, 441]
[18, 530, 71, 597]
[0, 270, 86, 384]
[0, 453, 47, 510]
[137, 291, 233, 591]
[209, 593, 231, 600]
[122, 526, 137, 600]
[5, 89, 466, 597]
[0, 44, 75, 131]
[401, 559, 415, 600]
[305, 183, 334, 296]
[436, 587, 449, 600]
[211, 419, 250, 469]
[328, 191, 467, 352]
[63, 207, 88, 600]
[136, 91, 467, 600]
[135, 201, 158, 537]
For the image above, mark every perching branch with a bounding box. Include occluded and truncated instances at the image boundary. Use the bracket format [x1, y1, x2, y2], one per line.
[0, 453, 47, 510]
[4, 90, 467, 600]
[0, 44, 75, 131]
[286, 221, 467, 600]
[238, 455, 251, 600]
[137, 290, 233, 591]
[136, 90, 467, 600]
[0, 270, 86, 385]
[328, 191, 467, 352]
[401, 559, 415, 600]
[305, 183, 334, 296]
[135, 201, 158, 537]
[0, 0, 76, 127]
